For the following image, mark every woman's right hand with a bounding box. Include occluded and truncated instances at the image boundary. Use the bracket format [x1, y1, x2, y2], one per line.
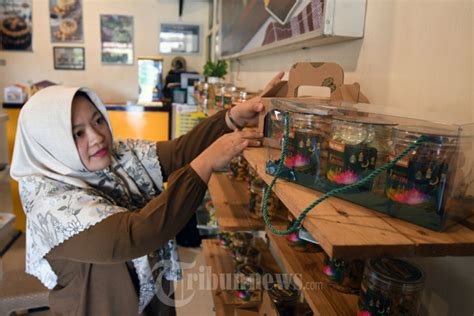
[190, 130, 262, 182]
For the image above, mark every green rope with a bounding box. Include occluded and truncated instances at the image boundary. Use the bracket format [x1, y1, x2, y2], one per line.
[262, 112, 427, 236]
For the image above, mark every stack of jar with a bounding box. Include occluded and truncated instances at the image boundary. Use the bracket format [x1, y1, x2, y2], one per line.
[265, 101, 472, 231]
[229, 154, 249, 181]
[217, 231, 265, 302]
[214, 85, 244, 109]
[248, 175, 283, 220]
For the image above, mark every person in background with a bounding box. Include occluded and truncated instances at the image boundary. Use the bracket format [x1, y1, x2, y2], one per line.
[10, 72, 284, 315]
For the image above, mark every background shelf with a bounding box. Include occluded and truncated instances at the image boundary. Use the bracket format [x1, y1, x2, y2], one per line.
[202, 238, 280, 315]
[266, 226, 358, 315]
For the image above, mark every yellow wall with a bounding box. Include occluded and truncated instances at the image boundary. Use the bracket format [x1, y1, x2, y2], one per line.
[5, 107, 169, 230]
[108, 111, 169, 141]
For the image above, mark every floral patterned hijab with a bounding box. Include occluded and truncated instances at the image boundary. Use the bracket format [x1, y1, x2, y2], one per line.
[10, 86, 179, 312]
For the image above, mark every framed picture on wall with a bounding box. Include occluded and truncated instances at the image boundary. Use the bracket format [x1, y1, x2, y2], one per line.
[100, 14, 134, 65]
[159, 24, 200, 54]
[53, 47, 85, 70]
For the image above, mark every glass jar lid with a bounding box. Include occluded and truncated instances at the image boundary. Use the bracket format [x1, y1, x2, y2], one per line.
[268, 282, 300, 304]
[232, 232, 254, 242]
[393, 125, 461, 146]
[250, 178, 266, 192]
[333, 115, 398, 126]
[365, 258, 424, 293]
[236, 263, 264, 276]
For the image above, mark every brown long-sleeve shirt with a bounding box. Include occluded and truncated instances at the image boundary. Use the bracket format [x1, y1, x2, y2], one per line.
[45, 110, 232, 315]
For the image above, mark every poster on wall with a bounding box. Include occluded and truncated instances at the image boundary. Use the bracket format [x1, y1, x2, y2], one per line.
[0, 0, 33, 51]
[100, 15, 133, 65]
[49, 0, 84, 43]
[53, 46, 84, 70]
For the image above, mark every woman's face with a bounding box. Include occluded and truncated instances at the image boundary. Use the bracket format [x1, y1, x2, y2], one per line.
[71, 95, 113, 171]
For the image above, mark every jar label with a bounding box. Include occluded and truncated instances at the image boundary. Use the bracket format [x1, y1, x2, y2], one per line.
[284, 131, 323, 176]
[385, 155, 448, 207]
[358, 286, 392, 315]
[326, 140, 378, 188]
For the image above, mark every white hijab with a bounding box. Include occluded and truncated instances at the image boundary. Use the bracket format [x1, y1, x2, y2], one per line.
[11, 86, 179, 312]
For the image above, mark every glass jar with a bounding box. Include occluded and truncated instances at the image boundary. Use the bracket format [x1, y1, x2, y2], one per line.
[198, 82, 209, 112]
[224, 86, 236, 109]
[385, 126, 458, 211]
[285, 219, 309, 252]
[192, 80, 201, 105]
[284, 111, 332, 178]
[231, 232, 253, 249]
[229, 154, 249, 181]
[239, 90, 247, 102]
[214, 85, 225, 109]
[358, 258, 425, 315]
[267, 282, 300, 316]
[326, 116, 396, 192]
[249, 177, 280, 219]
[322, 254, 365, 294]
[235, 263, 264, 302]
[231, 246, 261, 265]
[248, 167, 257, 184]
[218, 231, 233, 249]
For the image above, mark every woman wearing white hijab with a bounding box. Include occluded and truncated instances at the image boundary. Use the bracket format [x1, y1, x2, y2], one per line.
[10, 73, 282, 315]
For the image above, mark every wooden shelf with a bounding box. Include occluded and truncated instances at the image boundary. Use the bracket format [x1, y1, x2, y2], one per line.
[266, 227, 358, 315]
[243, 147, 474, 258]
[208, 172, 286, 232]
[202, 238, 281, 315]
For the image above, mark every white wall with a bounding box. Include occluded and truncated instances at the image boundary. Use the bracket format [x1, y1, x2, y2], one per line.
[229, 1, 473, 315]
[230, 0, 473, 125]
[0, 0, 209, 103]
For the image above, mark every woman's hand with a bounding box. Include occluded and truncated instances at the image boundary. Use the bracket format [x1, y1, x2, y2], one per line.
[190, 130, 263, 182]
[227, 71, 285, 129]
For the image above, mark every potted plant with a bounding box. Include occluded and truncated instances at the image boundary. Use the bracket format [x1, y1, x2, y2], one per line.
[203, 60, 228, 84]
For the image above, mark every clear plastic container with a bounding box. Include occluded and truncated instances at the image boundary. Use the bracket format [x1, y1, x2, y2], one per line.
[383, 125, 473, 230]
[264, 100, 345, 188]
[358, 258, 425, 315]
[322, 254, 365, 294]
[267, 282, 300, 316]
[326, 116, 397, 192]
